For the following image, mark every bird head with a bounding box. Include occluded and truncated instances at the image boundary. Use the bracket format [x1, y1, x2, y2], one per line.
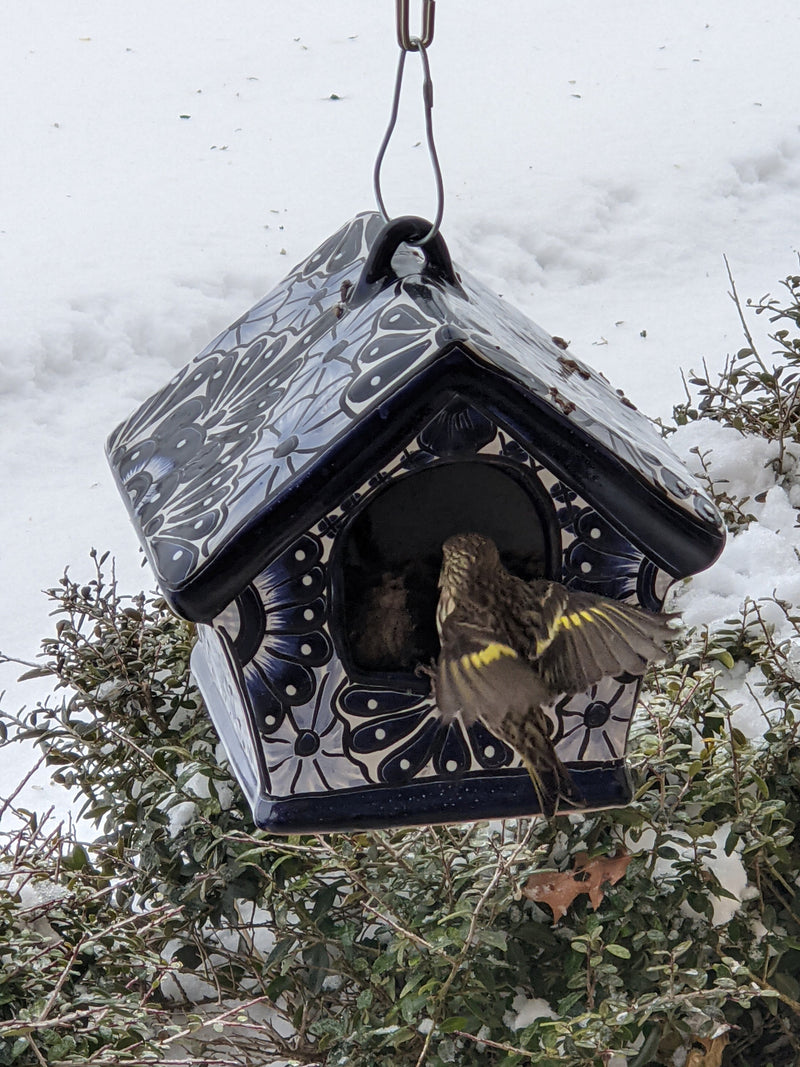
[440, 533, 501, 590]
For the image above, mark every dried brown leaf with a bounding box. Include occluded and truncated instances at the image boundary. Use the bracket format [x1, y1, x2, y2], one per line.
[685, 1033, 729, 1067]
[522, 850, 631, 922]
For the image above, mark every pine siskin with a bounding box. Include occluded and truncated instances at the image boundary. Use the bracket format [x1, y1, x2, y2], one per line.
[429, 532, 677, 816]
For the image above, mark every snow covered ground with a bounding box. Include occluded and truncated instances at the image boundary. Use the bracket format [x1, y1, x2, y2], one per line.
[2, 1, 799, 815]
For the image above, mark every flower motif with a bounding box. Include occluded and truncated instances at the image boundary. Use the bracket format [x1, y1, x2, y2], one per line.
[236, 534, 332, 722]
[498, 434, 532, 466]
[260, 674, 354, 796]
[552, 679, 635, 763]
[108, 216, 391, 591]
[339, 683, 514, 785]
[547, 479, 582, 542]
[562, 507, 646, 600]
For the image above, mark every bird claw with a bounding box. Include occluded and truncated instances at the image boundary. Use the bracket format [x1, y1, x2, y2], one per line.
[415, 660, 438, 702]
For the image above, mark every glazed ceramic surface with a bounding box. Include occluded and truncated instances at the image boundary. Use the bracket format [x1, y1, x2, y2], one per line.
[108, 213, 725, 830]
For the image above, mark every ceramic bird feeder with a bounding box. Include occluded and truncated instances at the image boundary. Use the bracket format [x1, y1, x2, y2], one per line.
[107, 212, 724, 831]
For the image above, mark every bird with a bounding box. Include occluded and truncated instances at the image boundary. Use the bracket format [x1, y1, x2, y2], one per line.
[427, 532, 677, 816]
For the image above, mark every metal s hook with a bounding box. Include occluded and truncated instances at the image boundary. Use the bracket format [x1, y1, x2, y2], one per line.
[396, 0, 435, 51]
[374, 9, 444, 245]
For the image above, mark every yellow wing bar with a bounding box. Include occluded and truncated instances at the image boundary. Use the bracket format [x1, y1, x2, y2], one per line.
[559, 609, 597, 630]
[459, 643, 518, 673]
[557, 604, 632, 635]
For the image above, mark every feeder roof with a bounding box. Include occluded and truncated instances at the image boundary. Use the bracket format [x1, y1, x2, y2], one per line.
[107, 211, 723, 621]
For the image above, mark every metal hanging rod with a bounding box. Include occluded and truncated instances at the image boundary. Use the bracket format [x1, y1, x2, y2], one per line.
[374, 0, 443, 244]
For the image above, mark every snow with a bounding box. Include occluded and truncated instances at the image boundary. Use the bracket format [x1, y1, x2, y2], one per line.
[702, 825, 760, 927]
[673, 422, 800, 634]
[718, 661, 774, 741]
[507, 993, 558, 1030]
[167, 800, 198, 838]
[628, 822, 759, 927]
[2, 1, 800, 816]
[669, 419, 800, 739]
[0, 857, 69, 942]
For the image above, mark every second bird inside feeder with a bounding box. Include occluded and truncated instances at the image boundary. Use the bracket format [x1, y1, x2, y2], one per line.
[339, 459, 557, 677]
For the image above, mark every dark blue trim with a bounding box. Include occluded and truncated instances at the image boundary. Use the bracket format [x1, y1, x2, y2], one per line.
[250, 763, 633, 834]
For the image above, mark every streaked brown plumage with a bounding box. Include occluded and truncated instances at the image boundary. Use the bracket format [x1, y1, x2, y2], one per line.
[430, 532, 677, 816]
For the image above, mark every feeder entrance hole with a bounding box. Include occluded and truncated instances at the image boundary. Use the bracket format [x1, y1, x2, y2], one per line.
[335, 459, 559, 685]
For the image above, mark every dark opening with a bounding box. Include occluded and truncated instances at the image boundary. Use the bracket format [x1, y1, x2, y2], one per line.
[334, 458, 559, 687]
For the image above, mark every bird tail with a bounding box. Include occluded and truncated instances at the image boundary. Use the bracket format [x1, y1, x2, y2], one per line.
[497, 705, 584, 818]
[522, 752, 585, 819]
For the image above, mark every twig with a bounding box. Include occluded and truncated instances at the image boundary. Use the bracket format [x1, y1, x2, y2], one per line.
[413, 823, 536, 1067]
[0, 752, 49, 822]
[743, 970, 800, 1017]
[26, 1035, 49, 1067]
[373, 829, 419, 878]
[361, 900, 451, 962]
[37, 938, 87, 1023]
[0, 653, 43, 670]
[315, 836, 454, 964]
[725, 254, 764, 368]
[100, 722, 178, 786]
[454, 1029, 536, 1058]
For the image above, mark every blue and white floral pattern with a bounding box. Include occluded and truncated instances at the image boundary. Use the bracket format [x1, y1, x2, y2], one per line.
[210, 401, 663, 800]
[107, 212, 724, 822]
[260, 675, 353, 797]
[552, 680, 638, 763]
[108, 211, 723, 603]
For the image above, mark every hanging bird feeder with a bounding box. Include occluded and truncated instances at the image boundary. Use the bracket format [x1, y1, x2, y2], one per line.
[107, 3, 724, 831]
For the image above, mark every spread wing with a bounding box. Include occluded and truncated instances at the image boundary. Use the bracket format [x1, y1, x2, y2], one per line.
[524, 583, 677, 696]
[432, 605, 583, 816]
[433, 609, 551, 726]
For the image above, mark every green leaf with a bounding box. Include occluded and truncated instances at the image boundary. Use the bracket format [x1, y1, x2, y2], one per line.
[373, 952, 396, 976]
[629, 1023, 663, 1067]
[375, 1025, 416, 1048]
[440, 1016, 469, 1033]
[773, 970, 800, 1000]
[724, 830, 740, 855]
[478, 928, 507, 951]
[265, 938, 296, 969]
[10, 1037, 30, 1059]
[302, 943, 330, 994]
[605, 943, 631, 959]
[17, 667, 52, 681]
[752, 773, 769, 798]
[711, 649, 735, 669]
[63, 844, 90, 871]
[311, 883, 339, 921]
